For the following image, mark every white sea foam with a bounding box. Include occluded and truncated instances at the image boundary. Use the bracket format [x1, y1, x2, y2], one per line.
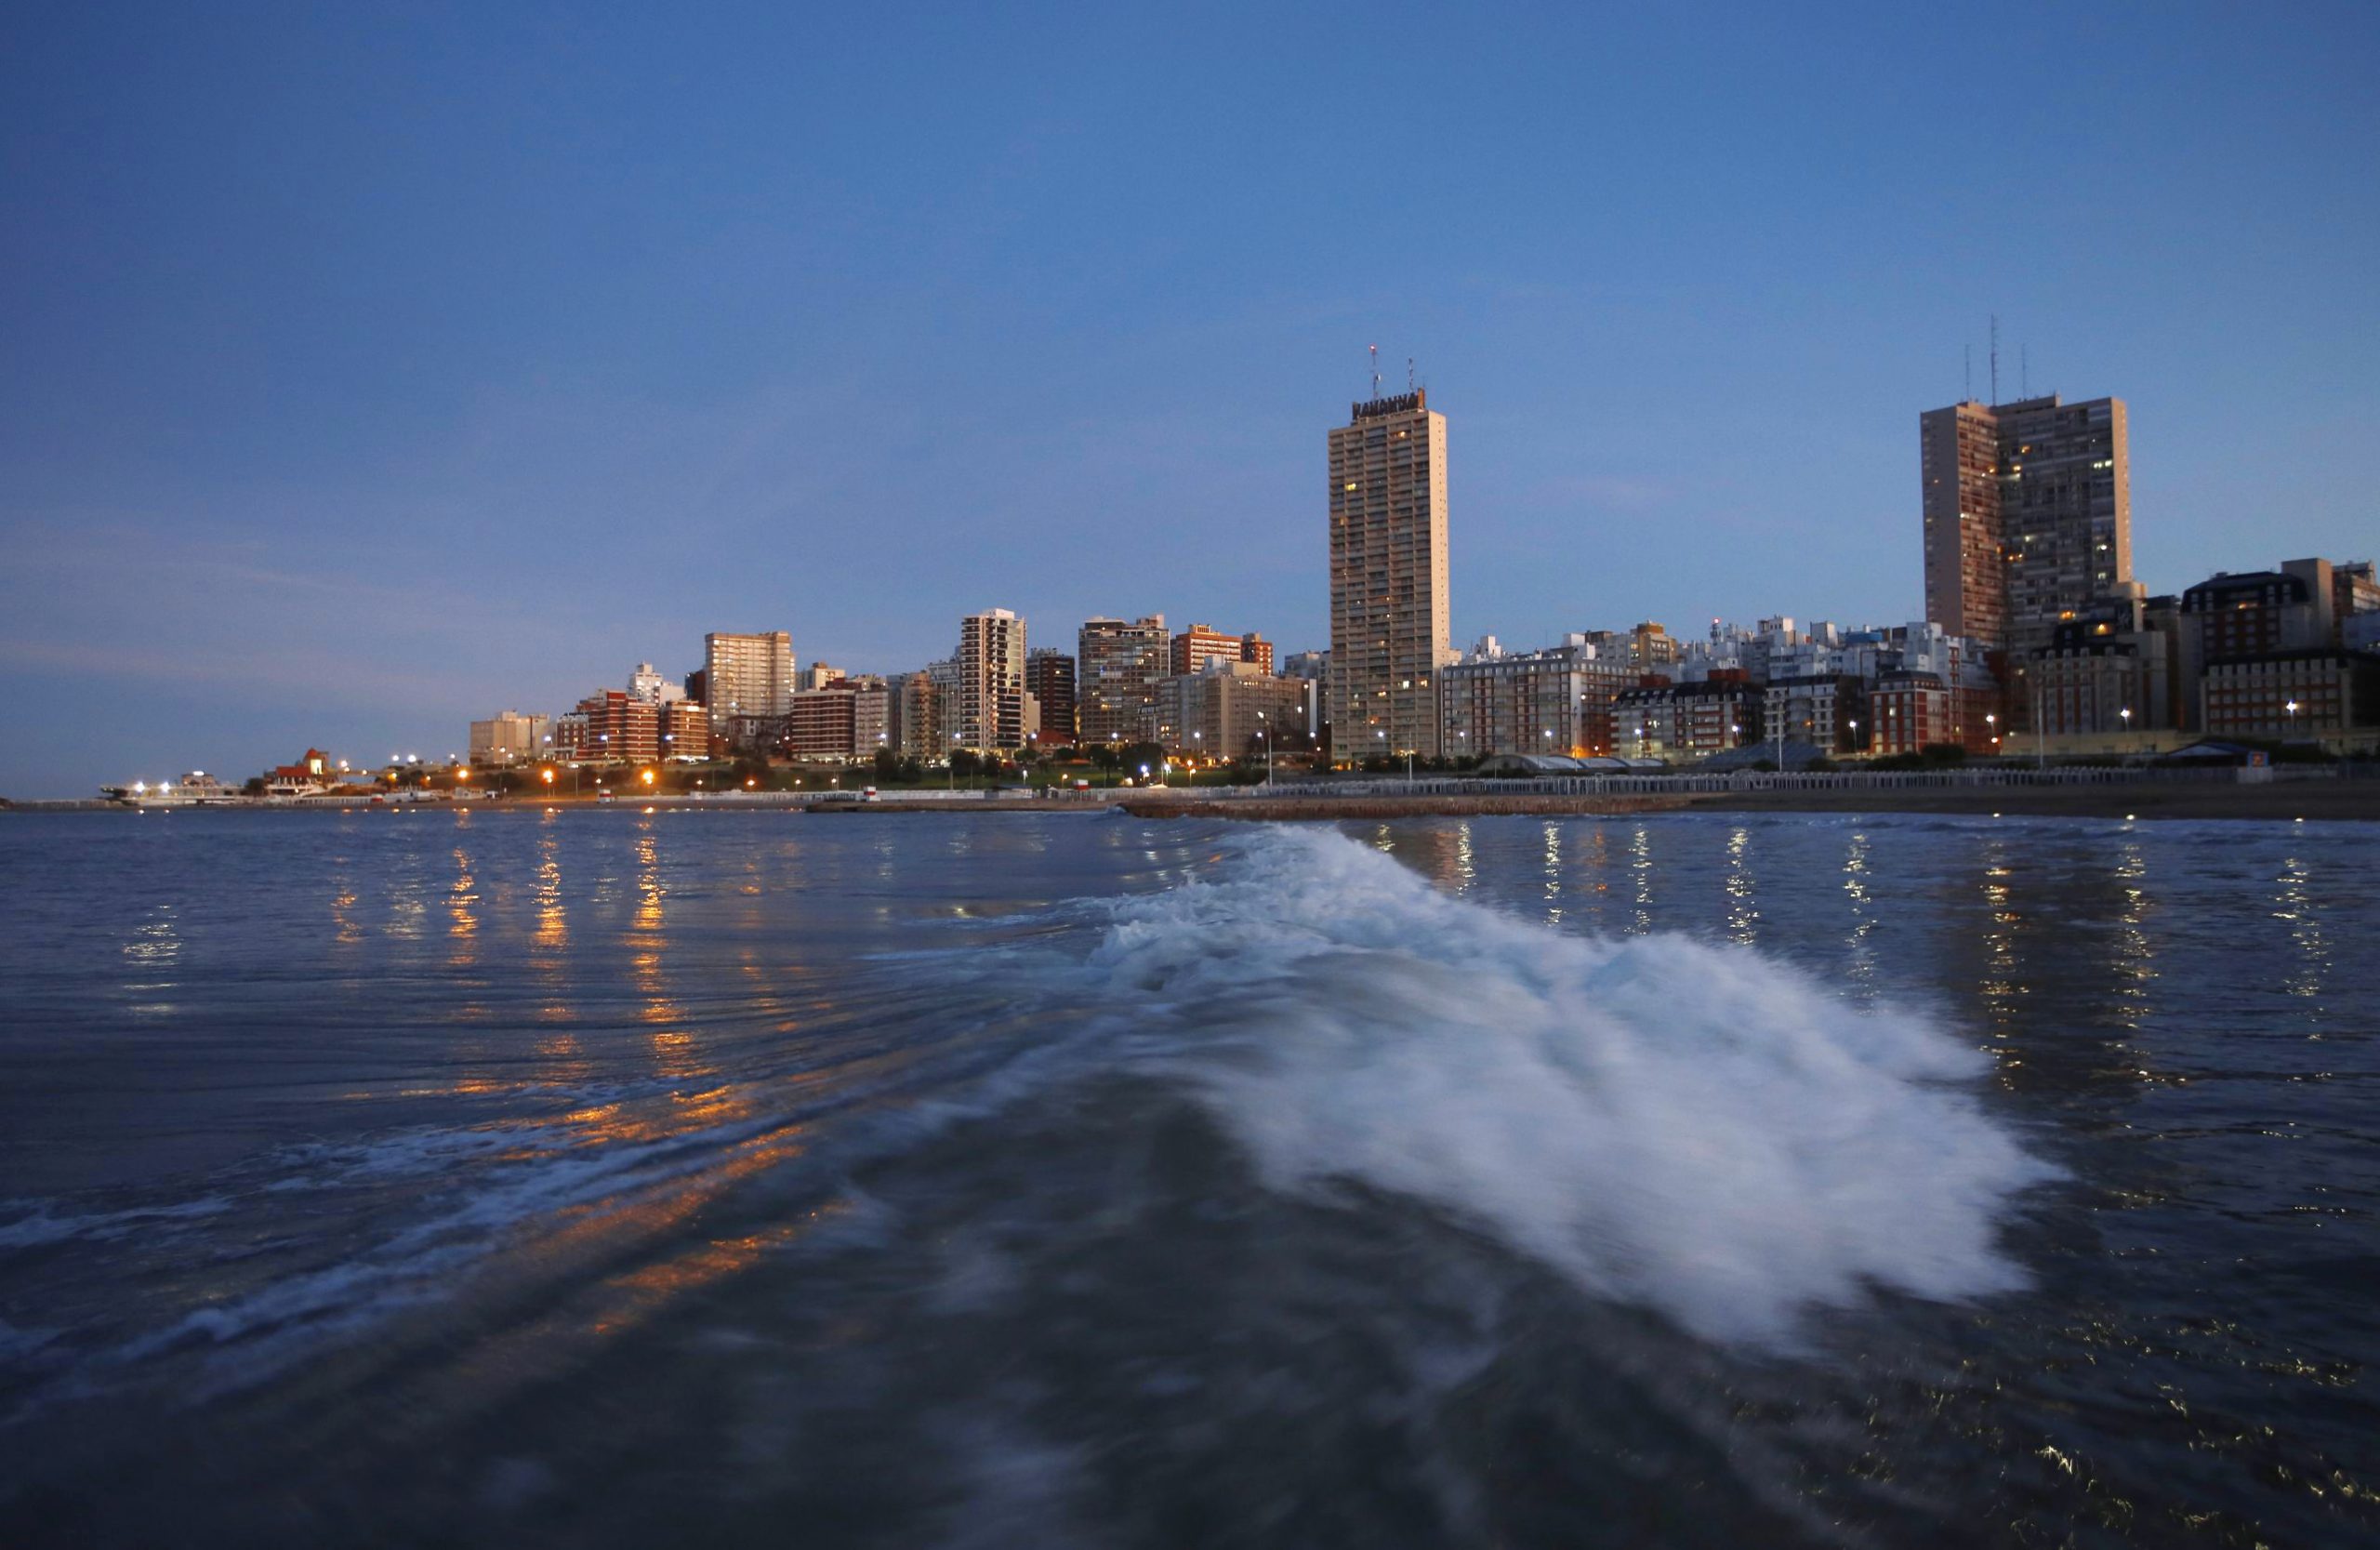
[1087, 826, 2054, 1346]
[0, 1196, 231, 1251]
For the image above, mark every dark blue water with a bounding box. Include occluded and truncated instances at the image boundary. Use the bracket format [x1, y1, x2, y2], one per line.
[0, 807, 2374, 1547]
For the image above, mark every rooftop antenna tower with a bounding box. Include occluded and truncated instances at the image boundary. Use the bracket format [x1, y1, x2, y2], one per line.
[1408, 356, 1416, 393]
[1964, 344, 1972, 402]
[1989, 315, 2000, 406]
[1369, 344, 1381, 400]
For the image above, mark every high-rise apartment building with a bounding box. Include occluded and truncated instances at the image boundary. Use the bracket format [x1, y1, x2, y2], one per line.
[1077, 616, 1169, 745]
[703, 631, 797, 732]
[956, 609, 1027, 750]
[1922, 393, 2131, 655]
[1920, 401, 2007, 648]
[1025, 648, 1078, 746]
[1170, 625, 1275, 678]
[1329, 390, 1449, 760]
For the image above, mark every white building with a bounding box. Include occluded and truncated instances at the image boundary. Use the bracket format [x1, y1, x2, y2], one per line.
[627, 663, 685, 706]
[469, 710, 552, 767]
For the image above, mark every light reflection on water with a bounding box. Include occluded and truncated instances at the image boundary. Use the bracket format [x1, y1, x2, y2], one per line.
[1722, 824, 1756, 947]
[1, 809, 2373, 1550]
[1841, 829, 1875, 995]
[2275, 854, 2328, 1006]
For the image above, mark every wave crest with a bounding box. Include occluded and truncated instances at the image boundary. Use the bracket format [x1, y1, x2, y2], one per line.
[1090, 827, 2054, 1345]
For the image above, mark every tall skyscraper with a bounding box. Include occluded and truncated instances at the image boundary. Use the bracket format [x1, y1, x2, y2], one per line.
[1077, 616, 1169, 745]
[703, 631, 797, 732]
[1922, 393, 2131, 655]
[956, 609, 1027, 750]
[1329, 389, 1449, 760]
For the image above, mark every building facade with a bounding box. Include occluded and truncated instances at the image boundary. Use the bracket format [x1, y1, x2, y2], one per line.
[659, 700, 709, 760]
[562, 689, 660, 765]
[1329, 391, 1449, 760]
[1078, 616, 1169, 745]
[1025, 648, 1078, 747]
[957, 608, 1027, 750]
[1144, 662, 1316, 762]
[627, 663, 685, 705]
[2028, 598, 2175, 738]
[1920, 400, 2008, 647]
[1615, 677, 1764, 762]
[468, 710, 551, 767]
[1170, 624, 1274, 678]
[1440, 636, 1639, 760]
[1870, 671, 1951, 756]
[784, 680, 891, 761]
[1922, 393, 2132, 656]
[1763, 675, 1869, 757]
[2201, 651, 2380, 742]
[703, 631, 797, 732]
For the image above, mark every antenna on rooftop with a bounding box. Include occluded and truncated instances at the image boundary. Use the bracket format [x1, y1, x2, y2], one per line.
[1964, 344, 1972, 402]
[1369, 344, 1381, 400]
[1408, 356, 1416, 393]
[1989, 315, 2000, 405]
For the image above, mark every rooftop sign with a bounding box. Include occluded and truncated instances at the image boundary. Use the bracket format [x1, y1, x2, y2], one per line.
[1350, 390, 1426, 422]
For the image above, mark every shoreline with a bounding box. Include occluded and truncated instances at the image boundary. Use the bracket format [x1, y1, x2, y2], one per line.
[1120, 780, 2380, 823]
[13, 782, 2375, 823]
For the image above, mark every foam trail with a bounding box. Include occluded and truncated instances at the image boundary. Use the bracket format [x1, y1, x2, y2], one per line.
[1088, 826, 2054, 1346]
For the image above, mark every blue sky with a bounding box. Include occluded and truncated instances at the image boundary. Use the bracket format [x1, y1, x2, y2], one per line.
[4, 2, 2375, 795]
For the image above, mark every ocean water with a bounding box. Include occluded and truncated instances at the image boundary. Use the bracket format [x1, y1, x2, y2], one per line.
[0, 806, 2373, 1547]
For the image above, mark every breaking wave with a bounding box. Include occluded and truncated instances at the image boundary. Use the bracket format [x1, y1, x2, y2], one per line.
[1084, 826, 2054, 1345]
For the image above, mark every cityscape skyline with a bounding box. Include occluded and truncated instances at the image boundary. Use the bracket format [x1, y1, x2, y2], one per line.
[28, 362, 2380, 795]
[7, 6, 2377, 797]
[111, 360, 2380, 794]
